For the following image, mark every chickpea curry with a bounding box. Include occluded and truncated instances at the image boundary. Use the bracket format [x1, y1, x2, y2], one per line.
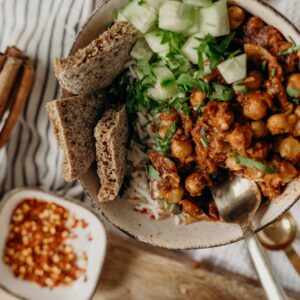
[118, 0, 300, 223]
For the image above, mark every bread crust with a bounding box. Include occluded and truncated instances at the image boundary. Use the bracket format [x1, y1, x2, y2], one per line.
[54, 22, 138, 95]
[94, 104, 128, 202]
[46, 92, 106, 182]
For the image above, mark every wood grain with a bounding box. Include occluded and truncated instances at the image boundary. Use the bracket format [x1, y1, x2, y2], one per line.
[0, 234, 299, 300]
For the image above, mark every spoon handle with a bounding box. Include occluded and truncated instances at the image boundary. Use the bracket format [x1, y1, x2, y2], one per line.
[244, 230, 288, 300]
[284, 246, 300, 275]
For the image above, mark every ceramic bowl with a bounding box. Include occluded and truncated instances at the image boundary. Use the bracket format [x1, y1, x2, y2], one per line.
[0, 188, 107, 300]
[67, 0, 300, 249]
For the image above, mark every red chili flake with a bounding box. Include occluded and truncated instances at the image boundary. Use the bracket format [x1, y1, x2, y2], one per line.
[3, 199, 87, 288]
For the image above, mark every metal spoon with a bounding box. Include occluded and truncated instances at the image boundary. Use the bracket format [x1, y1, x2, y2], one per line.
[257, 212, 300, 275]
[212, 173, 288, 300]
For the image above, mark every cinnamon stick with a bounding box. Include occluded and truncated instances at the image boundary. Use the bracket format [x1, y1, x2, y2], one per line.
[0, 56, 23, 119]
[0, 54, 5, 71]
[0, 59, 35, 148]
[5, 46, 28, 60]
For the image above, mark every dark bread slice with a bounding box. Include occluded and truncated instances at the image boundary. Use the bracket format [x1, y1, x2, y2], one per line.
[46, 92, 106, 182]
[54, 22, 138, 95]
[94, 104, 128, 202]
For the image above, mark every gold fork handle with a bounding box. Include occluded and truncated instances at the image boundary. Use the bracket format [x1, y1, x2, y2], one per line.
[284, 246, 300, 276]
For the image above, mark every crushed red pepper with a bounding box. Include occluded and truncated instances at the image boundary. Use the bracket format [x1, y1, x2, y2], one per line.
[3, 199, 89, 288]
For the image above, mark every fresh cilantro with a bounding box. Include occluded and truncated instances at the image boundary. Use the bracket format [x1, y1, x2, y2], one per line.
[166, 203, 181, 214]
[291, 98, 300, 105]
[287, 86, 300, 98]
[233, 83, 248, 94]
[196, 32, 236, 75]
[137, 59, 156, 84]
[138, 0, 147, 5]
[156, 29, 186, 53]
[165, 53, 191, 77]
[176, 73, 208, 94]
[200, 128, 208, 148]
[280, 45, 300, 56]
[154, 123, 177, 154]
[234, 155, 277, 174]
[261, 60, 267, 73]
[166, 95, 190, 115]
[148, 165, 161, 182]
[125, 77, 161, 115]
[271, 67, 276, 77]
[209, 83, 234, 101]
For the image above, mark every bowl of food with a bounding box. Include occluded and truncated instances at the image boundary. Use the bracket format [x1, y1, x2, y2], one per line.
[0, 188, 107, 300]
[48, 0, 300, 249]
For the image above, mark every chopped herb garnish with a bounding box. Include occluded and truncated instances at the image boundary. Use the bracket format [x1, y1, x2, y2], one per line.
[166, 203, 181, 214]
[233, 83, 248, 94]
[287, 86, 300, 98]
[137, 59, 156, 84]
[209, 83, 234, 101]
[280, 45, 300, 56]
[196, 32, 236, 75]
[148, 165, 161, 182]
[234, 155, 277, 174]
[271, 67, 276, 77]
[138, 0, 147, 4]
[156, 29, 186, 54]
[154, 123, 177, 154]
[176, 73, 208, 94]
[200, 128, 208, 148]
[262, 60, 267, 73]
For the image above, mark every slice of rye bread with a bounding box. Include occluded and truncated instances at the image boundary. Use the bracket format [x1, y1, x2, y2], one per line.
[46, 92, 106, 182]
[94, 104, 128, 202]
[54, 22, 138, 95]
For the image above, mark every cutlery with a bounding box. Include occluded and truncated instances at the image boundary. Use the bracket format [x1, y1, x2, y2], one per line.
[257, 212, 300, 275]
[212, 173, 288, 300]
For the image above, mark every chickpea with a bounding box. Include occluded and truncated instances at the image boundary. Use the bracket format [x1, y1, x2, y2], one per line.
[185, 172, 207, 197]
[164, 186, 184, 204]
[294, 105, 300, 118]
[267, 114, 290, 135]
[279, 136, 300, 163]
[251, 120, 268, 138]
[225, 156, 243, 171]
[242, 92, 268, 120]
[287, 73, 300, 99]
[190, 89, 206, 107]
[293, 120, 300, 137]
[228, 6, 245, 30]
[171, 138, 193, 160]
[227, 125, 253, 150]
[244, 71, 264, 90]
[160, 107, 179, 126]
[158, 125, 169, 139]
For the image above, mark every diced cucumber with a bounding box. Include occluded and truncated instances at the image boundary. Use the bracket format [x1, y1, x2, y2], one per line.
[159, 1, 194, 33]
[145, 30, 170, 56]
[198, 0, 230, 37]
[131, 39, 153, 61]
[147, 67, 178, 101]
[182, 7, 200, 36]
[122, 0, 158, 33]
[217, 54, 247, 84]
[181, 33, 203, 65]
[183, 0, 212, 7]
[146, 0, 165, 10]
[115, 11, 127, 22]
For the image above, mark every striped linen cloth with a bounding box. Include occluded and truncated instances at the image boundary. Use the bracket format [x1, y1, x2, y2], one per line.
[0, 0, 94, 199]
[0, 0, 300, 294]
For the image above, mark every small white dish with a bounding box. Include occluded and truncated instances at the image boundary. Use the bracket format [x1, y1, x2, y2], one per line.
[0, 188, 107, 300]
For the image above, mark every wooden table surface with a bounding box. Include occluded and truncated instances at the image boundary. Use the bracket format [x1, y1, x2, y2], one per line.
[1, 234, 299, 300]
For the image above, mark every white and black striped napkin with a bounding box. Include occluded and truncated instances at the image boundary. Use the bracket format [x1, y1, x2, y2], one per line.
[0, 0, 95, 199]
